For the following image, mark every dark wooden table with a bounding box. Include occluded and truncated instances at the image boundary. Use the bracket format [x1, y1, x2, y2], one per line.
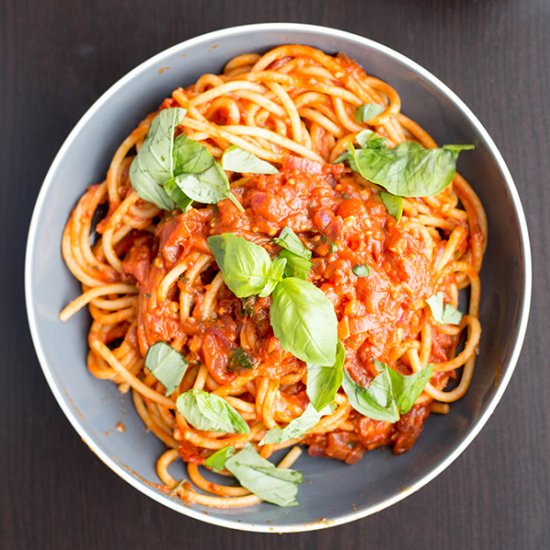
[1, 1, 548, 548]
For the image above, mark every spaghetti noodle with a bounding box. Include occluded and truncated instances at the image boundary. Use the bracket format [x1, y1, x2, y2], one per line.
[60, 45, 486, 508]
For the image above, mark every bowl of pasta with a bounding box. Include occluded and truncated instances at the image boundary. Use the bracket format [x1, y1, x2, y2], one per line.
[25, 23, 531, 532]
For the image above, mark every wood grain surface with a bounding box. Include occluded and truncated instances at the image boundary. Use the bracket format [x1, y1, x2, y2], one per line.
[1, 1, 548, 548]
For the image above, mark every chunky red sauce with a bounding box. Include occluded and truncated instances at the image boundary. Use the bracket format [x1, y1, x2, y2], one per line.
[122, 156, 461, 460]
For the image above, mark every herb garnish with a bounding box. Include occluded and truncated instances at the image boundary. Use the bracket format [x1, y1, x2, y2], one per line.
[145, 342, 188, 395]
[129, 108, 244, 212]
[426, 293, 463, 325]
[342, 362, 433, 422]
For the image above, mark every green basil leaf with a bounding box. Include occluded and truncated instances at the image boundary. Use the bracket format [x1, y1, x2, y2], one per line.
[259, 256, 287, 297]
[426, 292, 463, 325]
[306, 340, 345, 411]
[208, 233, 272, 298]
[204, 446, 235, 473]
[145, 342, 188, 395]
[380, 191, 403, 221]
[278, 249, 312, 280]
[354, 103, 385, 123]
[385, 362, 433, 414]
[260, 402, 336, 445]
[174, 162, 242, 210]
[274, 227, 312, 260]
[163, 178, 193, 211]
[224, 444, 303, 507]
[355, 129, 388, 149]
[173, 133, 215, 175]
[345, 139, 474, 197]
[342, 369, 400, 422]
[129, 107, 187, 210]
[270, 278, 338, 366]
[222, 146, 279, 174]
[343, 361, 433, 421]
[176, 388, 250, 433]
[352, 264, 370, 277]
[228, 347, 257, 371]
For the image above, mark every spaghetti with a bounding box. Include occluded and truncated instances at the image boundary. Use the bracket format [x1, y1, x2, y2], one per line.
[60, 45, 486, 508]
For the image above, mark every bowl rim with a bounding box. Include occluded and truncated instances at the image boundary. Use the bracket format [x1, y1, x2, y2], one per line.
[25, 22, 532, 533]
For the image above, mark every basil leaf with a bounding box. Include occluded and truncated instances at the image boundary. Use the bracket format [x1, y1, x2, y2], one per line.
[173, 133, 214, 174]
[380, 191, 403, 221]
[225, 444, 303, 507]
[129, 108, 186, 210]
[204, 446, 235, 473]
[163, 177, 193, 211]
[306, 340, 345, 411]
[274, 227, 312, 259]
[352, 264, 370, 277]
[228, 348, 257, 371]
[426, 292, 463, 325]
[275, 228, 312, 279]
[270, 278, 338, 366]
[354, 103, 385, 123]
[345, 139, 474, 197]
[260, 402, 336, 445]
[259, 256, 287, 297]
[278, 249, 312, 280]
[343, 362, 433, 421]
[342, 369, 400, 422]
[355, 129, 388, 149]
[222, 146, 279, 175]
[145, 342, 188, 395]
[385, 362, 433, 414]
[176, 388, 250, 433]
[174, 162, 243, 212]
[207, 233, 272, 298]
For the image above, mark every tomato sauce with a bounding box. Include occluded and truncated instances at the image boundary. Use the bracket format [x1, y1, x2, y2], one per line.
[124, 156, 457, 459]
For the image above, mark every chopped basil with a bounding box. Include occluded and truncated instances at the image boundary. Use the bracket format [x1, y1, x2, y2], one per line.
[228, 347, 257, 371]
[384, 362, 434, 414]
[176, 389, 250, 433]
[224, 444, 303, 507]
[207, 234, 273, 298]
[145, 342, 188, 395]
[221, 146, 279, 174]
[204, 446, 235, 473]
[352, 264, 370, 277]
[354, 103, 385, 123]
[426, 292, 463, 325]
[340, 132, 474, 197]
[163, 177, 193, 211]
[270, 277, 338, 366]
[380, 191, 403, 221]
[342, 367, 399, 422]
[278, 249, 312, 280]
[129, 108, 186, 210]
[355, 128, 386, 149]
[260, 402, 336, 445]
[274, 227, 312, 280]
[274, 227, 312, 260]
[129, 107, 244, 212]
[306, 340, 345, 411]
[258, 256, 287, 298]
[342, 362, 433, 422]
[173, 162, 243, 212]
[173, 133, 214, 174]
